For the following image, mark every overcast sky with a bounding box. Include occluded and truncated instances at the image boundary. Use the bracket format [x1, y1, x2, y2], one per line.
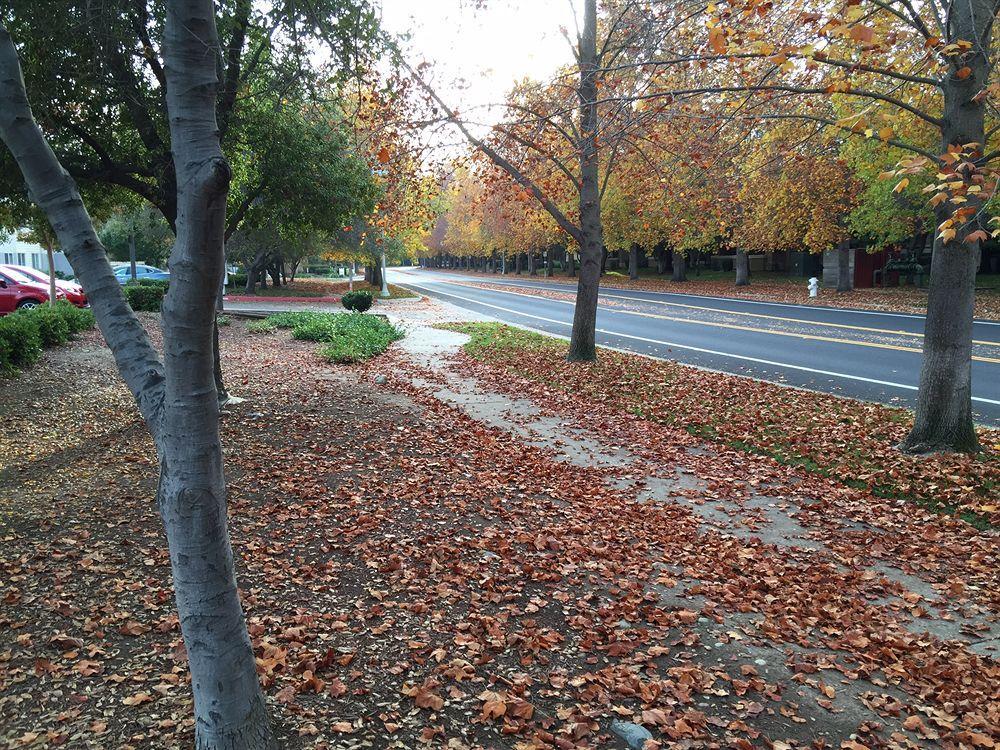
[378, 0, 580, 137]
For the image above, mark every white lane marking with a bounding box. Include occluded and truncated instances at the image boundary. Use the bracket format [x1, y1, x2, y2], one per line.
[400, 280, 1000, 407]
[400, 270, 1000, 329]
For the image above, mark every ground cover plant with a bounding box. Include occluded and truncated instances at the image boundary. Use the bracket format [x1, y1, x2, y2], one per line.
[263, 311, 403, 364]
[441, 322, 1000, 526]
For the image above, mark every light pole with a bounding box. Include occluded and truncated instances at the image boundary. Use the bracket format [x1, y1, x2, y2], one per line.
[380, 247, 390, 298]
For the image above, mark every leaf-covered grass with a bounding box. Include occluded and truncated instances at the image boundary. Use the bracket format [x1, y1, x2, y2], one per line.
[441, 322, 1000, 527]
[267, 311, 403, 363]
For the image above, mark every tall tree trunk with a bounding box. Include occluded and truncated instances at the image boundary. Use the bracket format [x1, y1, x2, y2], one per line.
[735, 249, 750, 287]
[567, 251, 576, 277]
[128, 229, 138, 282]
[901, 1, 987, 454]
[544, 247, 552, 277]
[836, 244, 853, 293]
[214, 280, 229, 407]
[514, 252, 522, 274]
[628, 243, 639, 281]
[672, 250, 687, 282]
[44, 238, 57, 304]
[654, 243, 668, 274]
[567, 0, 603, 362]
[0, 5, 276, 747]
[528, 252, 536, 275]
[370, 260, 382, 289]
[601, 246, 608, 275]
[161, 3, 275, 745]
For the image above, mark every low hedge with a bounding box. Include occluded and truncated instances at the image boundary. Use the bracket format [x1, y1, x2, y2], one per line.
[32, 305, 71, 347]
[0, 301, 95, 376]
[124, 280, 168, 311]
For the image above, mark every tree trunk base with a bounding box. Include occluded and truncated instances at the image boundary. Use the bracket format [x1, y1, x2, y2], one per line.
[899, 425, 980, 455]
[194, 697, 277, 750]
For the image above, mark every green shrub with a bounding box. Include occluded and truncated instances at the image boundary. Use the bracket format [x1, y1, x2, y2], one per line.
[136, 278, 169, 288]
[0, 312, 42, 372]
[342, 290, 373, 312]
[227, 272, 248, 289]
[263, 311, 402, 363]
[0, 302, 96, 376]
[216, 314, 231, 327]
[123, 281, 167, 311]
[246, 319, 278, 334]
[291, 316, 340, 341]
[54, 301, 95, 334]
[31, 305, 71, 347]
[315, 314, 403, 364]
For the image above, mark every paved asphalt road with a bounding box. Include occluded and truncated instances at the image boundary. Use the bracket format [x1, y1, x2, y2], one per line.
[388, 267, 1000, 426]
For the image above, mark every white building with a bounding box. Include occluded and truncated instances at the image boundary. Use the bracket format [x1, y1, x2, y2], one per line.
[0, 231, 74, 275]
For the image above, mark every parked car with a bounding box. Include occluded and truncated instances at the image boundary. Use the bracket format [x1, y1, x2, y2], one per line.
[0, 267, 65, 314]
[114, 264, 170, 284]
[0, 264, 87, 307]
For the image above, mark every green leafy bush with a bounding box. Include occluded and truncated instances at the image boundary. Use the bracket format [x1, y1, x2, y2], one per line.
[55, 301, 95, 334]
[124, 281, 167, 311]
[227, 272, 248, 289]
[0, 301, 97, 376]
[246, 319, 278, 334]
[264, 311, 402, 363]
[342, 290, 373, 312]
[136, 278, 169, 288]
[31, 305, 71, 347]
[0, 312, 42, 372]
[216, 314, 231, 327]
[315, 314, 403, 364]
[291, 316, 340, 341]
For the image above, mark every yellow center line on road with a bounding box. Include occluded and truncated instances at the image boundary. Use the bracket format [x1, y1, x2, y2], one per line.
[448, 278, 998, 347]
[442, 279, 1000, 364]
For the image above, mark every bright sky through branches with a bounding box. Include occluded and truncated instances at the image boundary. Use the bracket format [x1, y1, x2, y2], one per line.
[378, 0, 578, 138]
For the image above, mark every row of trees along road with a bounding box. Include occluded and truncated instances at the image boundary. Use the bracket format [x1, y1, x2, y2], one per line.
[409, 0, 1000, 455]
[0, 0, 421, 744]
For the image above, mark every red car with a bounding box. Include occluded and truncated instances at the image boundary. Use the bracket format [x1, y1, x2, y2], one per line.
[0, 264, 86, 308]
[0, 266, 66, 314]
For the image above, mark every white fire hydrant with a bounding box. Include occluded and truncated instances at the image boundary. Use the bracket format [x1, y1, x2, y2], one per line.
[807, 276, 819, 298]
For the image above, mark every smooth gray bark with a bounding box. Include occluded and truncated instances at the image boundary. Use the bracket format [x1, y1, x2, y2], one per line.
[0, 5, 275, 747]
[900, 0, 988, 453]
[567, 0, 603, 362]
[628, 244, 640, 281]
[161, 3, 275, 745]
[734, 249, 749, 286]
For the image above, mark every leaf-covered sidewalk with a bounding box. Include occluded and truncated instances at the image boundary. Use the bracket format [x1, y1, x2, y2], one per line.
[1, 315, 998, 749]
